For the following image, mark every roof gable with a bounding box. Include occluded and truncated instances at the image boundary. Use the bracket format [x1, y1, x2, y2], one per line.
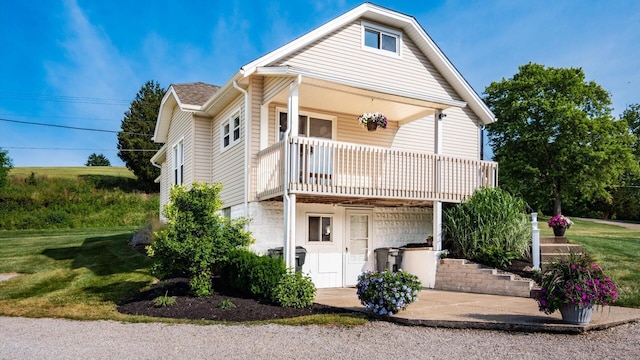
[240, 2, 495, 125]
[172, 82, 220, 107]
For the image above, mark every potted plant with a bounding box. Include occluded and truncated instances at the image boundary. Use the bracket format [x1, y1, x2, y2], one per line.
[547, 214, 573, 236]
[534, 254, 617, 325]
[358, 112, 388, 131]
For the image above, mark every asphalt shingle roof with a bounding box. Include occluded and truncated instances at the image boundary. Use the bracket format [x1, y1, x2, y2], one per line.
[172, 82, 219, 106]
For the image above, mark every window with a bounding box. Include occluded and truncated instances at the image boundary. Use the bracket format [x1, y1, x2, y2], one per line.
[222, 111, 241, 149]
[172, 139, 184, 185]
[221, 207, 231, 219]
[308, 215, 332, 242]
[362, 22, 401, 55]
[277, 109, 334, 140]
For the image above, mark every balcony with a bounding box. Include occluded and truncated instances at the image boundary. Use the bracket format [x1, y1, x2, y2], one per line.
[256, 137, 498, 203]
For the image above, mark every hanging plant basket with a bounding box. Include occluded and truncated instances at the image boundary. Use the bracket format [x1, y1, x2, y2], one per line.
[358, 112, 388, 130]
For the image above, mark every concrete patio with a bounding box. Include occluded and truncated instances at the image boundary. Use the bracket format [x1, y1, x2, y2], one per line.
[315, 287, 640, 333]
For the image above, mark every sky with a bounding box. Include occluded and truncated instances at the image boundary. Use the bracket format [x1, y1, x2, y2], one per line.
[0, 0, 638, 166]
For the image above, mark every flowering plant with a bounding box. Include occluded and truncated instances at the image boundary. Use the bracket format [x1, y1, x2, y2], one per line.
[548, 214, 573, 228]
[358, 112, 388, 129]
[534, 254, 617, 315]
[356, 270, 421, 315]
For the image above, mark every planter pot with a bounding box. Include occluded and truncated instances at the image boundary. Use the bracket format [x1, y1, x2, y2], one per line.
[367, 122, 377, 131]
[553, 226, 566, 237]
[560, 303, 594, 325]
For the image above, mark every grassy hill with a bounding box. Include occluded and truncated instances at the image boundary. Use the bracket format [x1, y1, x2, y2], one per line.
[0, 167, 158, 230]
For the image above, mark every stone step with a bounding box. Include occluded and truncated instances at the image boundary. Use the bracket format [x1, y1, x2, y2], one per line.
[541, 252, 582, 262]
[540, 236, 569, 244]
[540, 243, 583, 253]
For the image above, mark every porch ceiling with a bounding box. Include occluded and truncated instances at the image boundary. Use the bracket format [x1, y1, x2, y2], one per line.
[266, 75, 462, 125]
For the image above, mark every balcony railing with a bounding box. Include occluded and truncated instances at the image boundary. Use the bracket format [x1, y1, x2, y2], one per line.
[256, 137, 498, 203]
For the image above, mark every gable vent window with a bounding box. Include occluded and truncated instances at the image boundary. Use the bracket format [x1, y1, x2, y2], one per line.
[222, 111, 241, 150]
[362, 22, 401, 56]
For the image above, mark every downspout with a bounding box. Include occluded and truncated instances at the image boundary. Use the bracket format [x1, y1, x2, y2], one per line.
[233, 81, 250, 219]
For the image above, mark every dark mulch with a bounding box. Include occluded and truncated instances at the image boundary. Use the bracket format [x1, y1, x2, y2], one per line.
[117, 277, 356, 322]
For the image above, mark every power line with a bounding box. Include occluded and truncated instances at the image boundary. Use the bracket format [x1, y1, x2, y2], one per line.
[0, 91, 129, 105]
[2, 146, 158, 152]
[0, 117, 152, 136]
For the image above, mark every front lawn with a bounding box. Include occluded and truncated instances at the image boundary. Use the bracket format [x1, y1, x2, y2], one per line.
[0, 227, 155, 320]
[0, 228, 366, 325]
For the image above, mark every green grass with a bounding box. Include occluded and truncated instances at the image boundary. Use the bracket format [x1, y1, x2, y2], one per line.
[9, 166, 135, 178]
[539, 218, 640, 308]
[0, 227, 366, 326]
[1, 167, 158, 230]
[0, 227, 155, 320]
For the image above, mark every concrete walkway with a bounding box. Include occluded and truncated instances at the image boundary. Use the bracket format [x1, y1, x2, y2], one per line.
[315, 288, 640, 333]
[581, 218, 640, 230]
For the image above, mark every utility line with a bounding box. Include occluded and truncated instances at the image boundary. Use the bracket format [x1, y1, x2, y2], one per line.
[0, 91, 129, 105]
[1, 146, 157, 152]
[0, 118, 152, 136]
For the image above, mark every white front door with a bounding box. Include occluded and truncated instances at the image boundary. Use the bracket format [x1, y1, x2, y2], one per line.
[344, 209, 372, 286]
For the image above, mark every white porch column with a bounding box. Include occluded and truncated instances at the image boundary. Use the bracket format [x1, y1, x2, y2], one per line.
[433, 110, 445, 250]
[284, 76, 301, 269]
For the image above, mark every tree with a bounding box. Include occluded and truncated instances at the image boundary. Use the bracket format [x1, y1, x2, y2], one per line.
[0, 148, 13, 188]
[621, 104, 640, 161]
[484, 63, 637, 215]
[117, 80, 166, 191]
[85, 153, 111, 166]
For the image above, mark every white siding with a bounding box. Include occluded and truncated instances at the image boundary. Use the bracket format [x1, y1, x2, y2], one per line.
[273, 20, 460, 102]
[166, 108, 193, 186]
[212, 96, 245, 207]
[442, 107, 480, 159]
[248, 76, 263, 202]
[193, 115, 212, 182]
[159, 158, 170, 219]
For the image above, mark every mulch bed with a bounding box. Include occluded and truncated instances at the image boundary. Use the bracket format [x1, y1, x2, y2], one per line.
[117, 277, 356, 322]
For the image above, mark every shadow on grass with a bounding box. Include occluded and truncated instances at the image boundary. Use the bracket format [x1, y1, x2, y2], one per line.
[41, 233, 154, 303]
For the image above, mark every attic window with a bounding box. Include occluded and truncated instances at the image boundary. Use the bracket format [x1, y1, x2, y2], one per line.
[362, 22, 401, 56]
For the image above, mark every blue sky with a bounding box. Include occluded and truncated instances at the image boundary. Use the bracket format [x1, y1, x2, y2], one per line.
[0, 0, 638, 166]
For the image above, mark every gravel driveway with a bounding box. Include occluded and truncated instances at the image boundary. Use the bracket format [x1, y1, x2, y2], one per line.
[1, 316, 639, 359]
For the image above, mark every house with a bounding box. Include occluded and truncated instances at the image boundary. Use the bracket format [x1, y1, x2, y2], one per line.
[150, 3, 498, 289]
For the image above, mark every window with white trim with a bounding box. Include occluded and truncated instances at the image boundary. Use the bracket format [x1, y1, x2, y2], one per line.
[172, 139, 184, 185]
[277, 109, 334, 141]
[362, 22, 401, 55]
[221, 111, 241, 149]
[308, 215, 332, 242]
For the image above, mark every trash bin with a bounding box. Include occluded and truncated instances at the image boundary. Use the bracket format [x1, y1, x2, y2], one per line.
[374, 247, 390, 272]
[295, 246, 307, 272]
[374, 247, 402, 272]
[267, 246, 307, 272]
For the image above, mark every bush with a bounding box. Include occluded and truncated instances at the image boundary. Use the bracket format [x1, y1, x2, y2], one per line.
[272, 270, 316, 308]
[221, 248, 286, 301]
[443, 187, 531, 268]
[356, 270, 421, 315]
[148, 183, 253, 296]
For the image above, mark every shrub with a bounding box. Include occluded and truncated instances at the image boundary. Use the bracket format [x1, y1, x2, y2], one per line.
[443, 187, 531, 268]
[148, 183, 253, 296]
[272, 270, 316, 308]
[356, 270, 421, 315]
[221, 248, 286, 301]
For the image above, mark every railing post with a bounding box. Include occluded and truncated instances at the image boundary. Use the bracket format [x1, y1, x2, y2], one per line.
[532, 212, 540, 270]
